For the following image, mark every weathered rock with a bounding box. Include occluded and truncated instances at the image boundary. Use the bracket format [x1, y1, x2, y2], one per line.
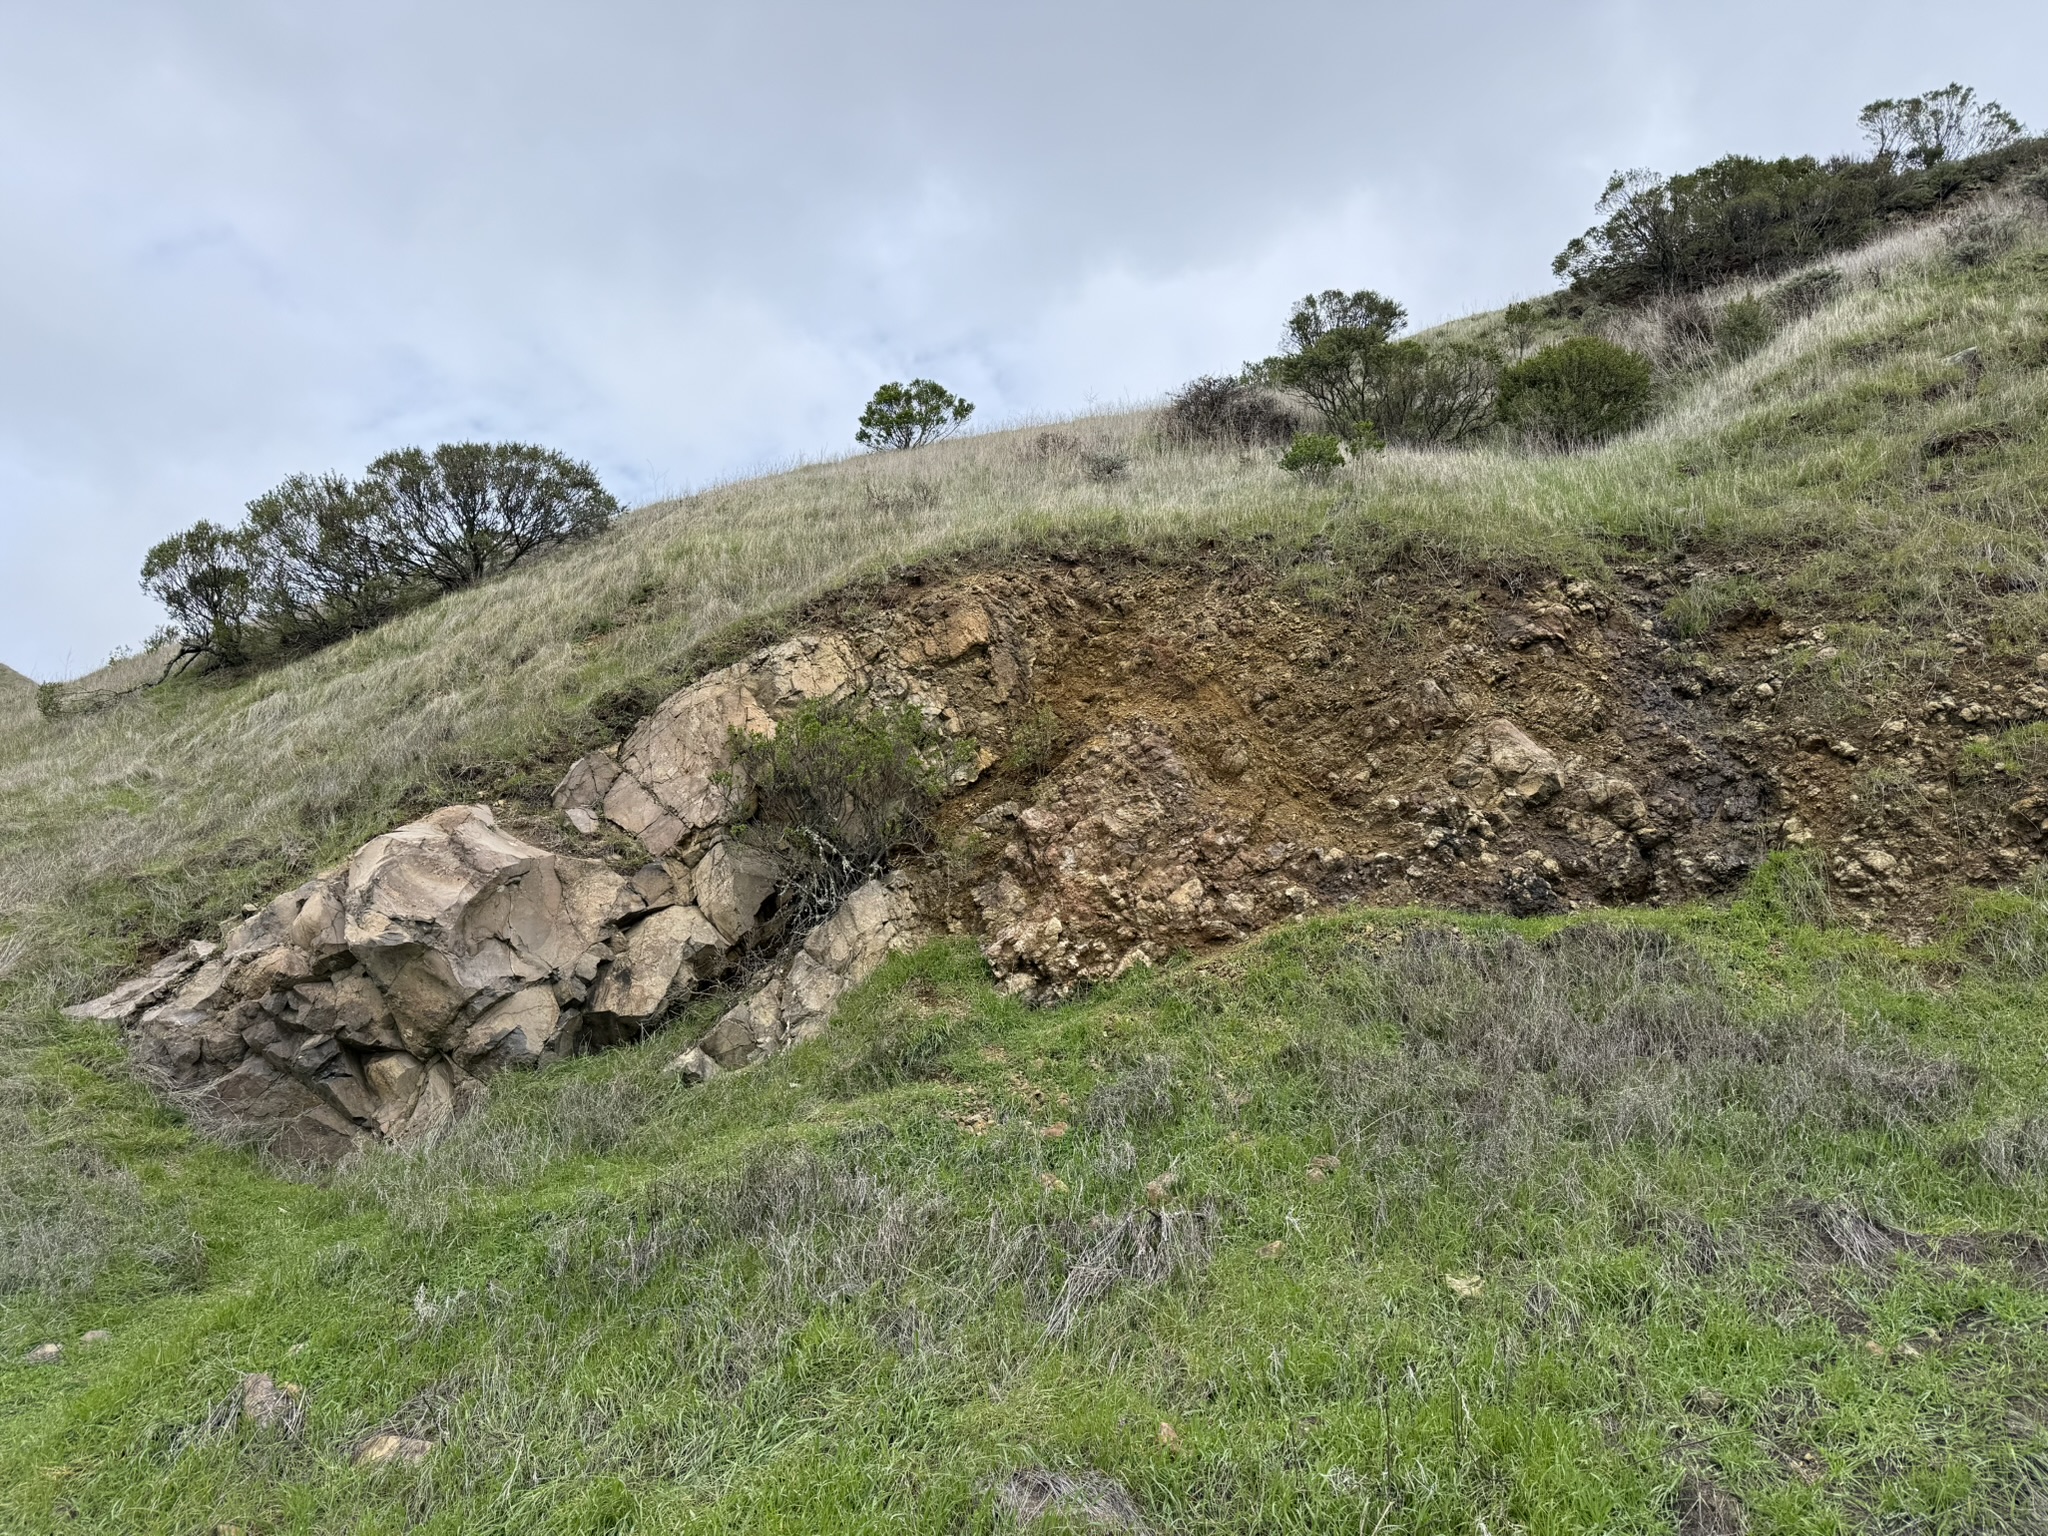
[687, 876, 921, 1074]
[352, 1432, 434, 1468]
[1451, 718, 1566, 808]
[68, 803, 740, 1160]
[238, 1372, 301, 1429]
[781, 878, 919, 1037]
[590, 635, 875, 858]
[586, 902, 727, 1027]
[204, 1058, 364, 1162]
[22, 1342, 62, 1366]
[79, 1329, 111, 1347]
[552, 749, 620, 818]
[693, 840, 785, 944]
[698, 979, 785, 1068]
[62, 942, 215, 1022]
[607, 672, 777, 855]
[661, 1045, 722, 1082]
[460, 985, 561, 1073]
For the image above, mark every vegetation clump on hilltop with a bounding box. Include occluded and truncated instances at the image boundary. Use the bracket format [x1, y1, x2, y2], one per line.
[140, 441, 618, 671]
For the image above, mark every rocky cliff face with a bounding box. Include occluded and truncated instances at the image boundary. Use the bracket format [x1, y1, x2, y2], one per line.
[73, 552, 2048, 1157]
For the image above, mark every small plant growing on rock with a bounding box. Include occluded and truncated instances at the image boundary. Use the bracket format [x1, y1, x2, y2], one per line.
[1498, 336, 1654, 447]
[729, 698, 970, 925]
[1279, 432, 1346, 481]
[855, 380, 975, 450]
[1004, 704, 1069, 778]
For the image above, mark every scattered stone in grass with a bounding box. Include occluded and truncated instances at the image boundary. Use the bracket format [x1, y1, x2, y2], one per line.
[352, 1432, 434, 1468]
[1444, 1273, 1485, 1300]
[1039, 1121, 1068, 1139]
[79, 1330, 110, 1347]
[1142, 1171, 1178, 1205]
[22, 1342, 62, 1366]
[1038, 1172, 1069, 1193]
[1259, 1240, 1286, 1259]
[992, 1468, 1147, 1531]
[663, 1046, 721, 1083]
[1156, 1421, 1181, 1451]
[238, 1373, 303, 1431]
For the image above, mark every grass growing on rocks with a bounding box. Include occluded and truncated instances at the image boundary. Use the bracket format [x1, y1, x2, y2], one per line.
[7, 886, 2048, 1532]
[5, 197, 2048, 1530]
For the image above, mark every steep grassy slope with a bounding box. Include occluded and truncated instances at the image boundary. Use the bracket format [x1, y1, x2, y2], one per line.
[4, 196, 2048, 1532]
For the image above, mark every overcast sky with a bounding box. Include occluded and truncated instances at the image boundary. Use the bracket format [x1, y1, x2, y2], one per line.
[1, 1, 2040, 679]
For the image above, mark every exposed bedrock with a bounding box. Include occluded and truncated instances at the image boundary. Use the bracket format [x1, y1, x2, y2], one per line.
[77, 556, 2048, 1156]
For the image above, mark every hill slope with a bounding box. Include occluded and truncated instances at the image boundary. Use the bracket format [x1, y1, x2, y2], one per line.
[5, 195, 2048, 1532]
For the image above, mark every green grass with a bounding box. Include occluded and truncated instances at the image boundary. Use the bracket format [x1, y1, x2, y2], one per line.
[6, 196, 2048, 1531]
[7, 891, 2048, 1531]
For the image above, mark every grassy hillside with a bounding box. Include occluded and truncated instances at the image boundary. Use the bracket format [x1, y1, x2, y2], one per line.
[4, 194, 2048, 1532]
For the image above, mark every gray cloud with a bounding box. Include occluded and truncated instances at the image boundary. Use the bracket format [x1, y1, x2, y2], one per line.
[2, 0, 2040, 676]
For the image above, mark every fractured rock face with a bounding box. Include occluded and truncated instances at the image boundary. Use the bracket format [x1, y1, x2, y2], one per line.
[678, 874, 922, 1073]
[67, 805, 748, 1161]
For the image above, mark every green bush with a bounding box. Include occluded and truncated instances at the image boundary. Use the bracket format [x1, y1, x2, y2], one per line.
[1663, 571, 1772, 639]
[140, 443, 618, 669]
[855, 379, 974, 450]
[1497, 337, 1654, 447]
[728, 698, 970, 925]
[1279, 432, 1346, 481]
[1252, 289, 1500, 447]
[1768, 267, 1846, 319]
[1716, 296, 1776, 360]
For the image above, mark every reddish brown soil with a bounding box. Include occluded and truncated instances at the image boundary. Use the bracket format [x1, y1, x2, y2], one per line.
[833, 552, 2048, 991]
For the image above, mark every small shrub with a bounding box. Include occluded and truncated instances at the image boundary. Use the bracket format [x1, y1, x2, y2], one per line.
[855, 379, 974, 450]
[1251, 290, 1500, 447]
[1279, 432, 1345, 481]
[1082, 1055, 1176, 1135]
[729, 697, 970, 925]
[1498, 336, 1654, 447]
[1716, 295, 1776, 359]
[34, 682, 63, 721]
[1160, 375, 1301, 448]
[1004, 704, 1069, 777]
[1858, 84, 2026, 167]
[1743, 850, 1836, 929]
[1769, 267, 1846, 319]
[1502, 300, 1540, 360]
[1344, 419, 1386, 455]
[836, 995, 962, 1092]
[1080, 449, 1129, 482]
[1946, 207, 2026, 269]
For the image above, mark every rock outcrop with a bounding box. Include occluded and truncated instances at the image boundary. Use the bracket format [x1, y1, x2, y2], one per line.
[68, 590, 1020, 1159]
[674, 873, 922, 1079]
[552, 611, 1007, 861]
[84, 554, 2048, 1154]
[67, 805, 792, 1160]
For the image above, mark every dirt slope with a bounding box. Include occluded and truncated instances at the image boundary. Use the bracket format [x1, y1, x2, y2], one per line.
[798, 550, 2048, 991]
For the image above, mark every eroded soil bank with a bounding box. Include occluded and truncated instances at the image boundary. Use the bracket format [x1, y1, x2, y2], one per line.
[849, 549, 2045, 988]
